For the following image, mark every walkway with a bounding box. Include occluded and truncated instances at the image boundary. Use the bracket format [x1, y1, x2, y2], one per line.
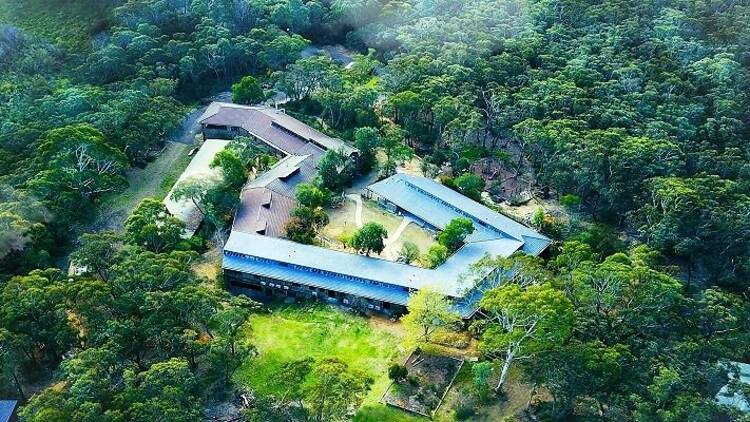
[347, 193, 364, 228]
[382, 217, 412, 260]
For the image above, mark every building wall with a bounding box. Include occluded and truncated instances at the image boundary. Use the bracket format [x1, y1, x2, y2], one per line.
[224, 269, 407, 317]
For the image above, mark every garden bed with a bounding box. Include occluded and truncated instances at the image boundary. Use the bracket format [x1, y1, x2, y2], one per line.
[382, 349, 464, 417]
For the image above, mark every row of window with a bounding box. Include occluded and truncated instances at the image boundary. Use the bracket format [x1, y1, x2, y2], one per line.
[225, 251, 410, 293]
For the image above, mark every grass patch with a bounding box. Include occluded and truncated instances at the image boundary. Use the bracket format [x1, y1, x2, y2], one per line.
[88, 142, 192, 232]
[0, 0, 114, 50]
[236, 303, 419, 420]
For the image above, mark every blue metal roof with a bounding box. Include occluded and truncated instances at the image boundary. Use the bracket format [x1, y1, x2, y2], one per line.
[224, 173, 550, 316]
[0, 401, 16, 422]
[224, 254, 411, 305]
[367, 173, 551, 254]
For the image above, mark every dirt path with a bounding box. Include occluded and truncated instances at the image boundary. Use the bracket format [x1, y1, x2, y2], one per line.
[382, 217, 412, 260]
[347, 193, 364, 228]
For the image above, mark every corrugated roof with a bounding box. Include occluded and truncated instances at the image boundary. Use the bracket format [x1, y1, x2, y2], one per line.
[199, 102, 358, 156]
[368, 173, 551, 255]
[224, 254, 411, 305]
[0, 401, 16, 422]
[163, 139, 230, 237]
[224, 231, 523, 297]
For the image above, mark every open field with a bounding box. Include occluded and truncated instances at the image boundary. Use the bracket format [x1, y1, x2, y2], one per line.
[234, 303, 423, 421]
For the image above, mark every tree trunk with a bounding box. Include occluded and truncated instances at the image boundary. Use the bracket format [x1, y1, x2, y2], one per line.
[12, 371, 26, 402]
[495, 350, 515, 392]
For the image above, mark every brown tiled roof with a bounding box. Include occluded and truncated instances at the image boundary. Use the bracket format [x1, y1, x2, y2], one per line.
[199, 103, 358, 156]
[232, 188, 296, 237]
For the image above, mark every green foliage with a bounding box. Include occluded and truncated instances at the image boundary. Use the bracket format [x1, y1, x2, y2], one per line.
[317, 148, 356, 193]
[438, 217, 475, 253]
[295, 183, 331, 209]
[286, 205, 329, 245]
[354, 127, 380, 173]
[304, 358, 373, 421]
[388, 364, 408, 383]
[424, 243, 448, 268]
[398, 241, 420, 264]
[232, 76, 265, 105]
[210, 148, 248, 189]
[454, 173, 485, 201]
[402, 288, 460, 347]
[125, 198, 185, 253]
[351, 222, 388, 256]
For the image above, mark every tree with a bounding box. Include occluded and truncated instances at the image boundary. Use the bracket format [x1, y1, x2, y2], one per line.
[353, 127, 380, 173]
[317, 148, 355, 193]
[125, 198, 186, 253]
[211, 148, 247, 189]
[402, 288, 460, 347]
[477, 283, 573, 392]
[70, 231, 122, 281]
[350, 222, 388, 255]
[295, 183, 331, 209]
[425, 243, 448, 268]
[399, 241, 420, 264]
[30, 124, 128, 212]
[286, 206, 329, 244]
[303, 358, 372, 422]
[232, 75, 265, 105]
[388, 364, 408, 383]
[454, 172, 485, 201]
[438, 217, 475, 252]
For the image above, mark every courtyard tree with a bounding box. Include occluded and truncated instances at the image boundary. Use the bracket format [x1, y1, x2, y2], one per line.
[317, 148, 356, 193]
[424, 243, 449, 268]
[286, 206, 329, 245]
[303, 358, 372, 422]
[211, 148, 248, 189]
[296, 183, 331, 209]
[399, 241, 420, 264]
[232, 75, 265, 105]
[350, 222, 388, 256]
[402, 288, 460, 347]
[379, 124, 413, 177]
[125, 198, 186, 253]
[477, 283, 573, 392]
[439, 217, 475, 252]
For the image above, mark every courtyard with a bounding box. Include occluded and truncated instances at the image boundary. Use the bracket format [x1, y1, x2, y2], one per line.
[320, 194, 436, 264]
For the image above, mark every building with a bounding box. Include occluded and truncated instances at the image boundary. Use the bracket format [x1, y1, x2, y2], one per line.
[198, 102, 357, 157]
[0, 400, 17, 422]
[232, 153, 319, 237]
[163, 139, 230, 237]
[206, 102, 550, 317]
[223, 172, 550, 317]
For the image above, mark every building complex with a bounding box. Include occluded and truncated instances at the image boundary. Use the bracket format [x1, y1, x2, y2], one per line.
[198, 102, 550, 317]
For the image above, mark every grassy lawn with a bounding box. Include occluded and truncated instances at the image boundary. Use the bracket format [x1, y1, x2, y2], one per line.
[88, 141, 192, 232]
[389, 222, 436, 259]
[322, 197, 435, 264]
[235, 303, 421, 420]
[0, 0, 113, 50]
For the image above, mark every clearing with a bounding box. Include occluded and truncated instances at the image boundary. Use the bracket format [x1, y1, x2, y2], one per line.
[321, 196, 436, 262]
[88, 141, 193, 233]
[235, 303, 422, 421]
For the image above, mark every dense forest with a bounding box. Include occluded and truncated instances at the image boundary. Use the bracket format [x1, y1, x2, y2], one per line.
[1, 0, 749, 421]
